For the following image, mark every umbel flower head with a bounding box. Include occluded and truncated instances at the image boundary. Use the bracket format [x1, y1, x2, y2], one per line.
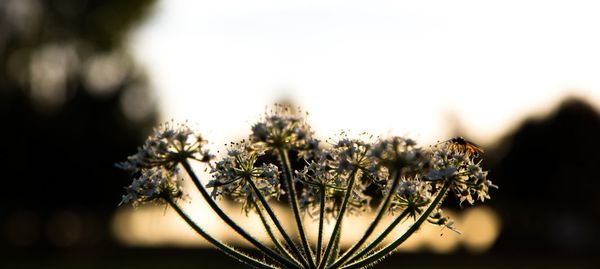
[295, 134, 380, 218]
[116, 121, 213, 173]
[388, 176, 432, 219]
[117, 122, 213, 207]
[250, 104, 319, 158]
[117, 104, 498, 269]
[369, 136, 428, 174]
[425, 144, 497, 206]
[207, 142, 283, 214]
[120, 166, 185, 207]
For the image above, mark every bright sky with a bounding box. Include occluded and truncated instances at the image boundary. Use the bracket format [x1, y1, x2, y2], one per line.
[130, 0, 600, 147]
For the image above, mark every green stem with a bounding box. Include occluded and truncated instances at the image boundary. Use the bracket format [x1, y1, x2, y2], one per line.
[252, 200, 303, 267]
[278, 148, 317, 269]
[340, 209, 410, 267]
[166, 198, 276, 269]
[341, 181, 452, 269]
[246, 176, 310, 268]
[329, 170, 401, 268]
[327, 228, 341, 266]
[316, 185, 326, 265]
[181, 160, 301, 269]
[317, 168, 359, 269]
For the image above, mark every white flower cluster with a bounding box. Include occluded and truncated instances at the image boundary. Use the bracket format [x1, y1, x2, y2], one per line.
[368, 137, 434, 219]
[369, 137, 427, 173]
[294, 136, 383, 218]
[116, 121, 212, 173]
[208, 128, 496, 224]
[389, 177, 432, 219]
[250, 105, 319, 158]
[118, 107, 496, 229]
[117, 122, 212, 207]
[116, 105, 498, 269]
[120, 167, 184, 207]
[426, 145, 498, 205]
[208, 142, 282, 214]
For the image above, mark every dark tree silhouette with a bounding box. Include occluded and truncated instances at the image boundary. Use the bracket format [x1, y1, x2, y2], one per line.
[0, 0, 157, 249]
[488, 97, 600, 255]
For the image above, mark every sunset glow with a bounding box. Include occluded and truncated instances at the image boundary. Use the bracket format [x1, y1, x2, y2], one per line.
[115, 0, 597, 254]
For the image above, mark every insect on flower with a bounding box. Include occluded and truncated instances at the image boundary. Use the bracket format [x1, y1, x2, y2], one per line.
[440, 136, 484, 157]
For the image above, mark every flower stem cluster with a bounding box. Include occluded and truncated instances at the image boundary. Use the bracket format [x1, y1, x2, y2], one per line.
[295, 136, 378, 219]
[117, 105, 497, 269]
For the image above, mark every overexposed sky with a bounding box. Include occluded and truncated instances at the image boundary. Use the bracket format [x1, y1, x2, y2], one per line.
[130, 0, 600, 146]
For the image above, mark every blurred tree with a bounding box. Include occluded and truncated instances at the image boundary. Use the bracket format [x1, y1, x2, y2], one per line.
[488, 97, 600, 255]
[0, 0, 157, 249]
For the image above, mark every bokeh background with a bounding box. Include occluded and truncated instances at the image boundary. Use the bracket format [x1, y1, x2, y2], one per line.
[1, 0, 600, 268]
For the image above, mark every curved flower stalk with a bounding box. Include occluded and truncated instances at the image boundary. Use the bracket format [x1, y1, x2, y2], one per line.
[117, 106, 497, 269]
[208, 142, 310, 268]
[326, 137, 429, 268]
